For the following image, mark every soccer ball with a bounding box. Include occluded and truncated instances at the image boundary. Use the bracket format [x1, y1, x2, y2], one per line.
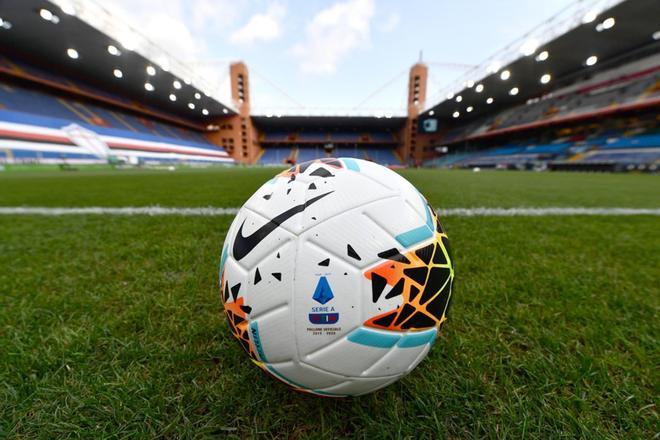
[219, 158, 454, 396]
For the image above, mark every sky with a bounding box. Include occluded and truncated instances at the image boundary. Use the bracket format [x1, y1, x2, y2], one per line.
[102, 0, 580, 115]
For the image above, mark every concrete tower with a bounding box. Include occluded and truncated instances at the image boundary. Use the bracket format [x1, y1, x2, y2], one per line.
[207, 62, 259, 163]
[399, 62, 428, 166]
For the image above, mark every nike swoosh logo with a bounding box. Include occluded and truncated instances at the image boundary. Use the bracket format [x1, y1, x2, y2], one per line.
[232, 191, 334, 261]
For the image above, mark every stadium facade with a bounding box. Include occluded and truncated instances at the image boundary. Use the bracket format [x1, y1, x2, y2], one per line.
[0, 0, 658, 170]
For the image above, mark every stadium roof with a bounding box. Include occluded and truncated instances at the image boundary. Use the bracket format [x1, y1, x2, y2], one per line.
[421, 0, 660, 122]
[252, 115, 407, 131]
[0, 0, 235, 123]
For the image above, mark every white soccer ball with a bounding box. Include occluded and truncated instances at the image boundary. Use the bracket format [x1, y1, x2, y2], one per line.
[220, 158, 454, 396]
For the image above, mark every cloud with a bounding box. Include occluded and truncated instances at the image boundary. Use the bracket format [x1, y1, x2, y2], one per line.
[379, 12, 399, 33]
[143, 13, 202, 59]
[230, 3, 286, 44]
[101, 0, 243, 102]
[191, 0, 244, 30]
[290, 0, 375, 74]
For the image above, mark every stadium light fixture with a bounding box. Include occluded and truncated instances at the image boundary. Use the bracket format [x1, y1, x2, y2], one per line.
[107, 45, 121, 56]
[39, 9, 59, 23]
[446, 92, 454, 100]
[509, 87, 519, 96]
[202, 108, 209, 115]
[582, 10, 598, 24]
[500, 70, 511, 80]
[466, 80, 474, 88]
[475, 84, 484, 93]
[429, 110, 435, 116]
[654, 30, 660, 40]
[113, 69, 123, 79]
[540, 73, 551, 84]
[169, 94, 176, 102]
[452, 111, 460, 118]
[0, 18, 12, 30]
[486, 97, 494, 104]
[184, 78, 191, 85]
[455, 95, 463, 103]
[585, 55, 598, 66]
[535, 50, 549, 62]
[146, 65, 157, 76]
[66, 48, 79, 59]
[466, 106, 474, 113]
[222, 108, 229, 114]
[194, 92, 201, 99]
[598, 17, 615, 31]
[188, 103, 195, 110]
[144, 82, 154, 92]
[173, 80, 182, 90]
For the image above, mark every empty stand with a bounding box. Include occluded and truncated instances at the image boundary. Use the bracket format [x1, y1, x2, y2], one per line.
[0, 78, 233, 165]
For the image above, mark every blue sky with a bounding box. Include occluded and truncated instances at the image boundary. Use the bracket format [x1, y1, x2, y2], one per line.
[105, 0, 578, 114]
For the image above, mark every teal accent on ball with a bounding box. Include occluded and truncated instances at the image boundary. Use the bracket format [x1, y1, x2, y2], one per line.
[347, 327, 401, 348]
[249, 321, 268, 362]
[394, 225, 434, 248]
[219, 242, 229, 277]
[348, 326, 437, 349]
[397, 328, 437, 348]
[394, 193, 435, 247]
[341, 158, 360, 172]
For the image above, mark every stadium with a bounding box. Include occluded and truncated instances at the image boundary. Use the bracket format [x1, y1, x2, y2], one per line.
[0, 0, 658, 437]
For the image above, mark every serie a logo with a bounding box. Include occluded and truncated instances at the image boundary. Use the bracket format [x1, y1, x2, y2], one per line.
[308, 276, 339, 324]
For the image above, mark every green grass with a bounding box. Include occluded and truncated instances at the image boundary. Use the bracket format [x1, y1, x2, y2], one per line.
[0, 167, 658, 208]
[0, 168, 658, 438]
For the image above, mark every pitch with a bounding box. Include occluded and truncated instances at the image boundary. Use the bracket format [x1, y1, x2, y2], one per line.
[0, 167, 657, 437]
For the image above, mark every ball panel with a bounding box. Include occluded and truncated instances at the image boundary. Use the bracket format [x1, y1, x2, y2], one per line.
[363, 233, 453, 332]
[404, 342, 434, 374]
[266, 360, 346, 390]
[360, 196, 435, 246]
[243, 240, 297, 318]
[292, 239, 363, 356]
[292, 161, 398, 230]
[362, 330, 436, 376]
[228, 206, 297, 270]
[220, 258, 258, 360]
[304, 332, 396, 376]
[242, 176, 309, 236]
[346, 158, 405, 192]
[300, 205, 401, 270]
[315, 375, 401, 397]
[250, 305, 296, 363]
[348, 159, 429, 222]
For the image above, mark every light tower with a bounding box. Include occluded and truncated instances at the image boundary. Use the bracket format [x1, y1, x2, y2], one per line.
[207, 62, 259, 163]
[399, 62, 428, 165]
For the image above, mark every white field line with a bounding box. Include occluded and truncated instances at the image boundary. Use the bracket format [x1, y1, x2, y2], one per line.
[0, 206, 658, 217]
